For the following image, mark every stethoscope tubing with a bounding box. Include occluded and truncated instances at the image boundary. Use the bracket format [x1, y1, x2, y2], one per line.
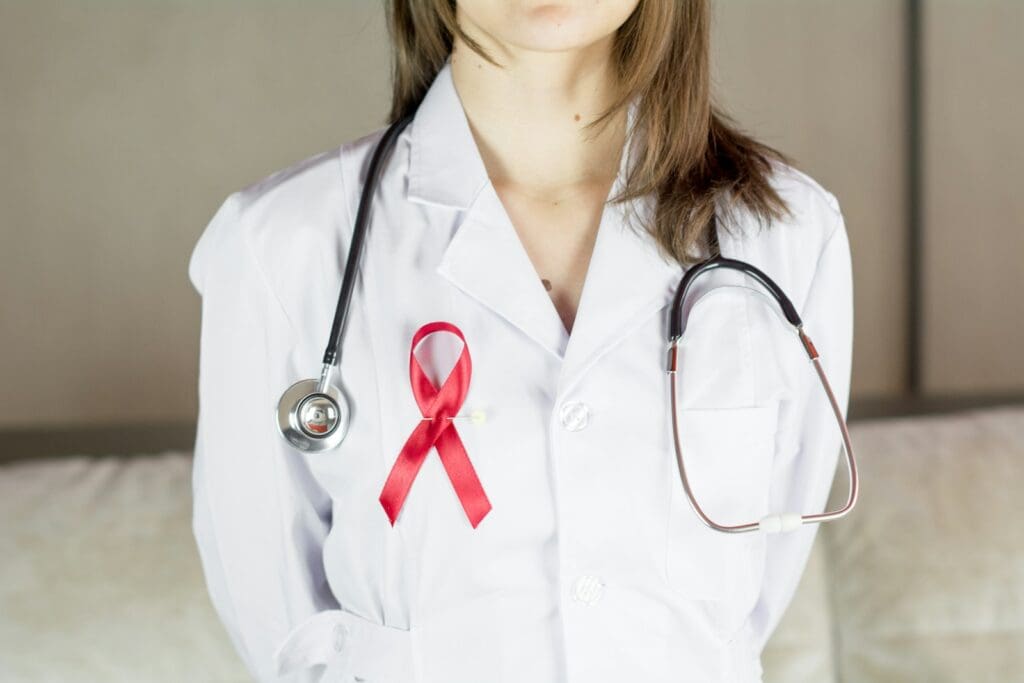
[669, 254, 802, 341]
[317, 113, 416, 391]
[665, 255, 859, 533]
[280, 109, 861, 534]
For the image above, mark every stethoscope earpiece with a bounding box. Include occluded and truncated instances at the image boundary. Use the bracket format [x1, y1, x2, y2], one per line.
[277, 376, 351, 453]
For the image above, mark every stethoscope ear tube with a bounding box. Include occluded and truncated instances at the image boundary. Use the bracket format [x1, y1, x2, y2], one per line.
[667, 348, 859, 534]
[668, 256, 803, 341]
[666, 237, 859, 533]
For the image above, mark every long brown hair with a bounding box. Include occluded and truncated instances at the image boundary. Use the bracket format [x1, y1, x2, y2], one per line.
[384, 0, 791, 266]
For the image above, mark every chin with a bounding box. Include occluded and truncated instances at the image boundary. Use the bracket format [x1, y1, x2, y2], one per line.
[460, 0, 641, 54]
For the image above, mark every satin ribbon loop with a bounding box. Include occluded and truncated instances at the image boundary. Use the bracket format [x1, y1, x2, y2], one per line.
[379, 322, 492, 528]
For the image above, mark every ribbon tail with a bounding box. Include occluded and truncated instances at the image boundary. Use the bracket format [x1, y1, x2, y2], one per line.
[379, 421, 436, 526]
[436, 429, 492, 528]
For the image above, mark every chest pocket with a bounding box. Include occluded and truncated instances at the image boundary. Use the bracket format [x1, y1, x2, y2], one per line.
[664, 403, 779, 600]
[662, 285, 786, 601]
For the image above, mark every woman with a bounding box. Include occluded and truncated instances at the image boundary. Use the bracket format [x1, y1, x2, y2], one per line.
[188, 1, 853, 682]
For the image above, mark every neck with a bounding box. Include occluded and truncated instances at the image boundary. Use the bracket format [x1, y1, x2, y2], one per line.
[448, 28, 627, 199]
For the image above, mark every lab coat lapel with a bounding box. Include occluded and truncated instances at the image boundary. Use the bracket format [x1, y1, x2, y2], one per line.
[406, 57, 568, 359]
[556, 190, 682, 396]
[435, 187, 571, 359]
[553, 94, 683, 395]
[405, 56, 683, 379]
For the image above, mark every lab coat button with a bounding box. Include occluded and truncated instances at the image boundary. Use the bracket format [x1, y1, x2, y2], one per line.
[558, 401, 591, 431]
[571, 574, 605, 605]
[332, 623, 349, 652]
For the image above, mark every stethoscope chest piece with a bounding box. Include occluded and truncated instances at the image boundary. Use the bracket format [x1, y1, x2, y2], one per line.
[277, 378, 351, 452]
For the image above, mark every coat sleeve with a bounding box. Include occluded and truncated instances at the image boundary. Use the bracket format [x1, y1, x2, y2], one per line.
[746, 203, 854, 656]
[188, 193, 341, 682]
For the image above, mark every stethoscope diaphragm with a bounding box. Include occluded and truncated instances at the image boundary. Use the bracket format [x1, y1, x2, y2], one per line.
[277, 377, 351, 452]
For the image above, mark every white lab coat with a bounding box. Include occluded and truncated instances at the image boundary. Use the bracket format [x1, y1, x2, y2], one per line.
[188, 57, 852, 683]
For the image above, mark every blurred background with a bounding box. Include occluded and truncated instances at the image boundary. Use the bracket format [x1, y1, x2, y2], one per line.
[1, 1, 1021, 682]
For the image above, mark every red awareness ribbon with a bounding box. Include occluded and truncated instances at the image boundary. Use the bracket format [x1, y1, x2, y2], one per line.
[378, 321, 492, 528]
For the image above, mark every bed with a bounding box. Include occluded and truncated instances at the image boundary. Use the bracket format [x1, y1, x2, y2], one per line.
[2, 406, 1022, 682]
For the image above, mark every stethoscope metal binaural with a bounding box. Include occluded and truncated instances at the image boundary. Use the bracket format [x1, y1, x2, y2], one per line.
[276, 113, 859, 535]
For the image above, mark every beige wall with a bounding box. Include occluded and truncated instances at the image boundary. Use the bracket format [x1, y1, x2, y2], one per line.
[1, 1, 1021, 431]
[712, 0, 908, 398]
[0, 3, 391, 429]
[921, 1, 1024, 394]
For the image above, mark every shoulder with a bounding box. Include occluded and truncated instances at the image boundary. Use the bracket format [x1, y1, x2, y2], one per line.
[723, 160, 850, 313]
[231, 124, 393, 230]
[187, 125, 393, 297]
[753, 159, 845, 252]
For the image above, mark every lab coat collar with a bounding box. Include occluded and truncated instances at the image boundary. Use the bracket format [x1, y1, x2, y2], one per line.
[406, 57, 488, 210]
[410, 56, 683, 395]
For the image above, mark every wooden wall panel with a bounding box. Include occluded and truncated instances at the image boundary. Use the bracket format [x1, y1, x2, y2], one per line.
[0, 3, 391, 428]
[6, 1, 1018, 432]
[711, 0, 908, 400]
[921, 0, 1024, 394]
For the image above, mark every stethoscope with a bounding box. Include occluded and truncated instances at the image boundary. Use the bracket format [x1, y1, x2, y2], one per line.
[276, 113, 859, 535]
